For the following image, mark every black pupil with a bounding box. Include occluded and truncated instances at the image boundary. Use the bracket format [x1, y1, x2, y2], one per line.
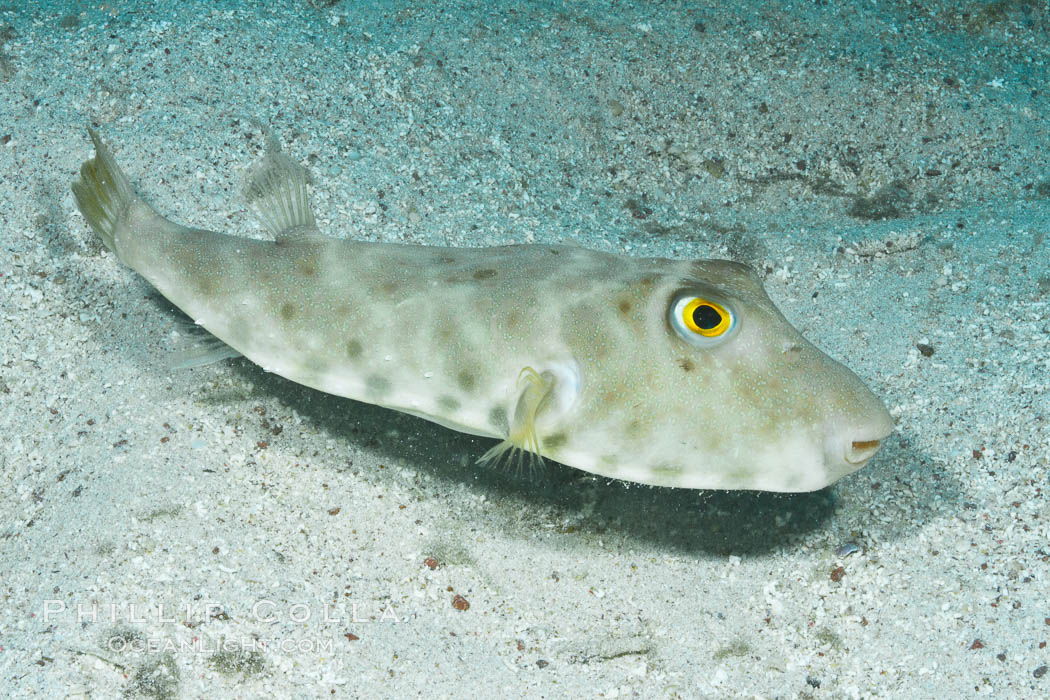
[692, 304, 722, 330]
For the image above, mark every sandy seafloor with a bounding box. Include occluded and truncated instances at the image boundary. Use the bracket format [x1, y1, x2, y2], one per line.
[1, 0, 1049, 697]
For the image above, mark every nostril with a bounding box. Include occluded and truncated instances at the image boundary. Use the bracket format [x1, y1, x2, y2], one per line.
[846, 439, 882, 465]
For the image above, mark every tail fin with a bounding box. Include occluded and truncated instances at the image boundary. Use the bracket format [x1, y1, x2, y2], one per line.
[71, 127, 136, 253]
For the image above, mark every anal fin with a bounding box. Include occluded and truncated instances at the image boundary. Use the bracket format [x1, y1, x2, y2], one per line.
[168, 318, 243, 370]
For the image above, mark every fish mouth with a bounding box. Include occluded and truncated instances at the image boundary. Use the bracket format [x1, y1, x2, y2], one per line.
[845, 438, 884, 465]
[823, 409, 895, 481]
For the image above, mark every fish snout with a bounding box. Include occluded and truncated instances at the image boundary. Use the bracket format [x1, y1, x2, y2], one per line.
[822, 400, 895, 482]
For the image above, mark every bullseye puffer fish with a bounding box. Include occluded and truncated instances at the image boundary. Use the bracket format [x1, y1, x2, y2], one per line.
[72, 128, 894, 492]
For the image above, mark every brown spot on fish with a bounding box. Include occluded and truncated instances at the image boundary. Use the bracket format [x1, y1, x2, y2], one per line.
[379, 280, 401, 296]
[297, 260, 316, 276]
[345, 339, 363, 358]
[542, 432, 568, 450]
[472, 269, 497, 280]
[488, 405, 509, 433]
[437, 395, 461, 412]
[678, 357, 695, 372]
[625, 419, 644, 439]
[434, 319, 457, 342]
[457, 369, 477, 393]
[617, 299, 632, 314]
[366, 375, 391, 397]
[280, 302, 296, 320]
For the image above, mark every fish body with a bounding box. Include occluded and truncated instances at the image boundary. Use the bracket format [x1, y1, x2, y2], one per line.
[73, 129, 893, 492]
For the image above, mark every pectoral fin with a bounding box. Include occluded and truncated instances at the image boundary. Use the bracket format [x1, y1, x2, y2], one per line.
[478, 366, 554, 468]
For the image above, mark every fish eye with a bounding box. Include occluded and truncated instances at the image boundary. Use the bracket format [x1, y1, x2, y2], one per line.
[670, 295, 735, 345]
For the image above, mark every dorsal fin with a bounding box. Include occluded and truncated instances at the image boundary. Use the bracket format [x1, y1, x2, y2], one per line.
[244, 139, 323, 245]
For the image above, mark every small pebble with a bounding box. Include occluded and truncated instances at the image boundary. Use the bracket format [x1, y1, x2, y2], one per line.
[835, 542, 860, 557]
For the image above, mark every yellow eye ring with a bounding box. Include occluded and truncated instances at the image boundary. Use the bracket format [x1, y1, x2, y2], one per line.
[681, 297, 731, 337]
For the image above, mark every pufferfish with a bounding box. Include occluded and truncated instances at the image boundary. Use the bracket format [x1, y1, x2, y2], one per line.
[72, 127, 893, 492]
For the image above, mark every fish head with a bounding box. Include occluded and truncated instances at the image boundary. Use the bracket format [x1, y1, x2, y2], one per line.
[564, 258, 894, 492]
